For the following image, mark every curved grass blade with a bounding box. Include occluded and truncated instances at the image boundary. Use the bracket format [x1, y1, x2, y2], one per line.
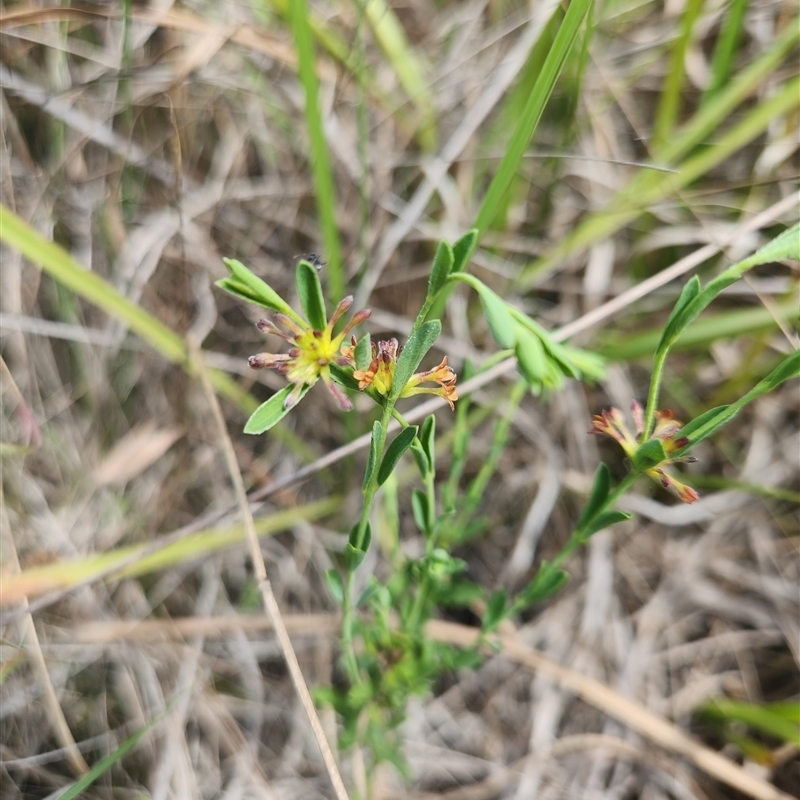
[286, 0, 343, 299]
[56, 708, 171, 800]
[473, 0, 593, 236]
[0, 206, 257, 413]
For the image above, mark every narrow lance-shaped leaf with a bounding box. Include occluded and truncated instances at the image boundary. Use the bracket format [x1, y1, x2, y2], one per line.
[451, 228, 478, 273]
[515, 326, 548, 388]
[420, 414, 436, 469]
[244, 385, 311, 434]
[220, 258, 298, 318]
[377, 426, 418, 485]
[57, 709, 170, 800]
[324, 569, 344, 604]
[575, 463, 611, 531]
[427, 240, 455, 300]
[657, 224, 800, 354]
[390, 320, 442, 400]
[447, 273, 516, 349]
[656, 275, 701, 355]
[482, 589, 508, 632]
[516, 561, 569, 607]
[363, 421, 382, 490]
[579, 510, 633, 541]
[675, 349, 800, 452]
[411, 488, 430, 534]
[295, 260, 327, 330]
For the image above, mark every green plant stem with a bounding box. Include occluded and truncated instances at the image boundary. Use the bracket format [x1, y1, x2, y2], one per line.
[341, 399, 397, 683]
[555, 472, 639, 568]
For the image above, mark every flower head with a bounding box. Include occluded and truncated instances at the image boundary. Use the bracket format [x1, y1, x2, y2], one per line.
[353, 338, 459, 410]
[590, 401, 698, 503]
[249, 296, 370, 410]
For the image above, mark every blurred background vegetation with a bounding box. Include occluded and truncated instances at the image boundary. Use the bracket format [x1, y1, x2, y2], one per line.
[0, 0, 798, 798]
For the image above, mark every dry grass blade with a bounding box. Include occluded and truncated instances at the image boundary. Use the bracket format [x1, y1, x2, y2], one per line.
[188, 340, 349, 800]
[427, 620, 796, 800]
[0, 501, 89, 778]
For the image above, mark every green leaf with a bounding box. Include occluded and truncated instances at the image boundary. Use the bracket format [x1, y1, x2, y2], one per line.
[378, 426, 418, 485]
[390, 320, 442, 400]
[451, 229, 478, 273]
[744, 222, 799, 263]
[410, 441, 430, 476]
[411, 489, 430, 534]
[632, 439, 667, 472]
[286, 0, 343, 298]
[576, 463, 611, 530]
[221, 258, 296, 316]
[447, 273, 516, 349]
[363, 421, 382, 490]
[515, 327, 547, 387]
[658, 276, 701, 353]
[324, 569, 343, 604]
[244, 385, 310, 434]
[580, 510, 633, 540]
[658, 224, 800, 356]
[482, 589, 508, 632]
[473, 0, 593, 236]
[679, 405, 730, 438]
[764, 348, 800, 389]
[0, 206, 257, 413]
[344, 543, 366, 570]
[355, 333, 373, 371]
[357, 579, 381, 608]
[420, 415, 435, 469]
[328, 363, 360, 391]
[676, 349, 800, 451]
[427, 240, 455, 299]
[518, 562, 569, 606]
[345, 521, 371, 569]
[295, 260, 327, 330]
[56, 710, 169, 800]
[701, 698, 800, 747]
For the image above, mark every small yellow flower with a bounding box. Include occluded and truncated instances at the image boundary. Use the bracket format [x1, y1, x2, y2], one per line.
[590, 401, 698, 503]
[249, 296, 371, 410]
[353, 338, 459, 410]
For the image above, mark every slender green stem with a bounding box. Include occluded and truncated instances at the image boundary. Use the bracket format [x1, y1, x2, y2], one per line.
[554, 472, 640, 570]
[341, 399, 397, 683]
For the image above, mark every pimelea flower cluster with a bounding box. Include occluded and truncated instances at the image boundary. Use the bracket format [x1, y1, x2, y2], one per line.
[590, 401, 699, 503]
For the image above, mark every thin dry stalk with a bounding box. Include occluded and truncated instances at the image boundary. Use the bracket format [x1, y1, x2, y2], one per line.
[189, 340, 349, 800]
[0, 496, 89, 777]
[427, 619, 795, 800]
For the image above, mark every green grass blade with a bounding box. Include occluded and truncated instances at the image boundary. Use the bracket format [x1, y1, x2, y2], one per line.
[598, 297, 800, 360]
[520, 72, 800, 287]
[652, 0, 706, 148]
[287, 0, 344, 300]
[364, 0, 436, 150]
[702, 0, 749, 101]
[0, 205, 256, 412]
[56, 710, 170, 800]
[473, 0, 593, 237]
[0, 498, 338, 605]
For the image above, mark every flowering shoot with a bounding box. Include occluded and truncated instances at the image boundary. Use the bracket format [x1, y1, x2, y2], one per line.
[249, 295, 371, 410]
[590, 401, 698, 503]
